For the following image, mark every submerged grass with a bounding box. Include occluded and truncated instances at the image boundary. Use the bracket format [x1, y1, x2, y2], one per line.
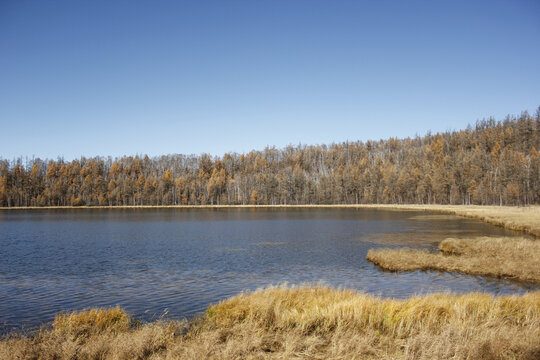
[391, 205, 540, 238]
[367, 236, 540, 282]
[2, 286, 540, 359]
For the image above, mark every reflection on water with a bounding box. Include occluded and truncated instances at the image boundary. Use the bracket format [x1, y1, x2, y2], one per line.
[0, 208, 537, 333]
[408, 214, 465, 221]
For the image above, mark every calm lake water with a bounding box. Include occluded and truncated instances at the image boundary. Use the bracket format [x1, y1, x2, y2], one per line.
[0, 208, 537, 332]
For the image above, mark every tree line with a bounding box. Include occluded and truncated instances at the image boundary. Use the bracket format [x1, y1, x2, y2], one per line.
[1, 110, 539, 207]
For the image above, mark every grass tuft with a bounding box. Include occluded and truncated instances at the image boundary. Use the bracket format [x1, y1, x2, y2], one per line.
[367, 236, 540, 282]
[53, 307, 132, 338]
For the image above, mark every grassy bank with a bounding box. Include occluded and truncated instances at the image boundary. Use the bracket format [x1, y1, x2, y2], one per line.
[2, 204, 539, 237]
[1, 286, 539, 360]
[373, 205, 540, 238]
[367, 236, 540, 282]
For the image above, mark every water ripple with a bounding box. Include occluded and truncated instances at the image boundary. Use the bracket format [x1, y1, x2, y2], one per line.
[0, 208, 537, 333]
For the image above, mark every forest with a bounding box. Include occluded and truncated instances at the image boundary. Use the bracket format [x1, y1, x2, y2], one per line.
[1, 110, 539, 207]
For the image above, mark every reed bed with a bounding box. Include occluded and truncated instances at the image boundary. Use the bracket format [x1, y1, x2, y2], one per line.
[387, 205, 540, 238]
[1, 286, 539, 359]
[367, 236, 540, 282]
[2, 206, 538, 358]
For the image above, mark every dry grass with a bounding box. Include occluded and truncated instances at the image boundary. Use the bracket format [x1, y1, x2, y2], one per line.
[0, 307, 184, 360]
[2, 206, 538, 358]
[52, 307, 131, 338]
[390, 205, 540, 238]
[367, 236, 540, 282]
[1, 286, 540, 359]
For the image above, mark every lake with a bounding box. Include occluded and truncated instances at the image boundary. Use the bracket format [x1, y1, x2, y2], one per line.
[0, 208, 537, 332]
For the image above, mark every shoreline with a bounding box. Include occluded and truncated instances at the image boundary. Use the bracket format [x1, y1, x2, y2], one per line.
[2, 286, 539, 359]
[367, 236, 540, 282]
[2, 204, 539, 209]
[3, 204, 539, 237]
[2, 206, 540, 358]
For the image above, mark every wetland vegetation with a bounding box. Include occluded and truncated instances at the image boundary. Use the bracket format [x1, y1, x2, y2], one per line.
[367, 236, 540, 282]
[2, 0, 540, 356]
[1, 111, 539, 359]
[365, 205, 540, 282]
[1, 206, 540, 359]
[1, 286, 539, 359]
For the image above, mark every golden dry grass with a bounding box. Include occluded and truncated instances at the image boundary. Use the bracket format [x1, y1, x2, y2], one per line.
[2, 206, 538, 358]
[367, 236, 540, 282]
[1, 286, 540, 359]
[391, 205, 540, 238]
[53, 307, 131, 338]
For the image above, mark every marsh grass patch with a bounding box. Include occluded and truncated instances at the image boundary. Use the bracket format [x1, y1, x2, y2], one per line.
[2, 286, 539, 360]
[367, 236, 540, 282]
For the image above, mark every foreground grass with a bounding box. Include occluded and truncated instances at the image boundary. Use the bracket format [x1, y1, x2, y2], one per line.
[1, 286, 540, 359]
[367, 236, 540, 282]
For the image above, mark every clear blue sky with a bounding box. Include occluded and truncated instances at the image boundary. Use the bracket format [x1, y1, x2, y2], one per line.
[1, 0, 539, 161]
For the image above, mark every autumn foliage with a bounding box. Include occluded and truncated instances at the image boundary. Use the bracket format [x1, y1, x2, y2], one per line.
[1, 110, 538, 207]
